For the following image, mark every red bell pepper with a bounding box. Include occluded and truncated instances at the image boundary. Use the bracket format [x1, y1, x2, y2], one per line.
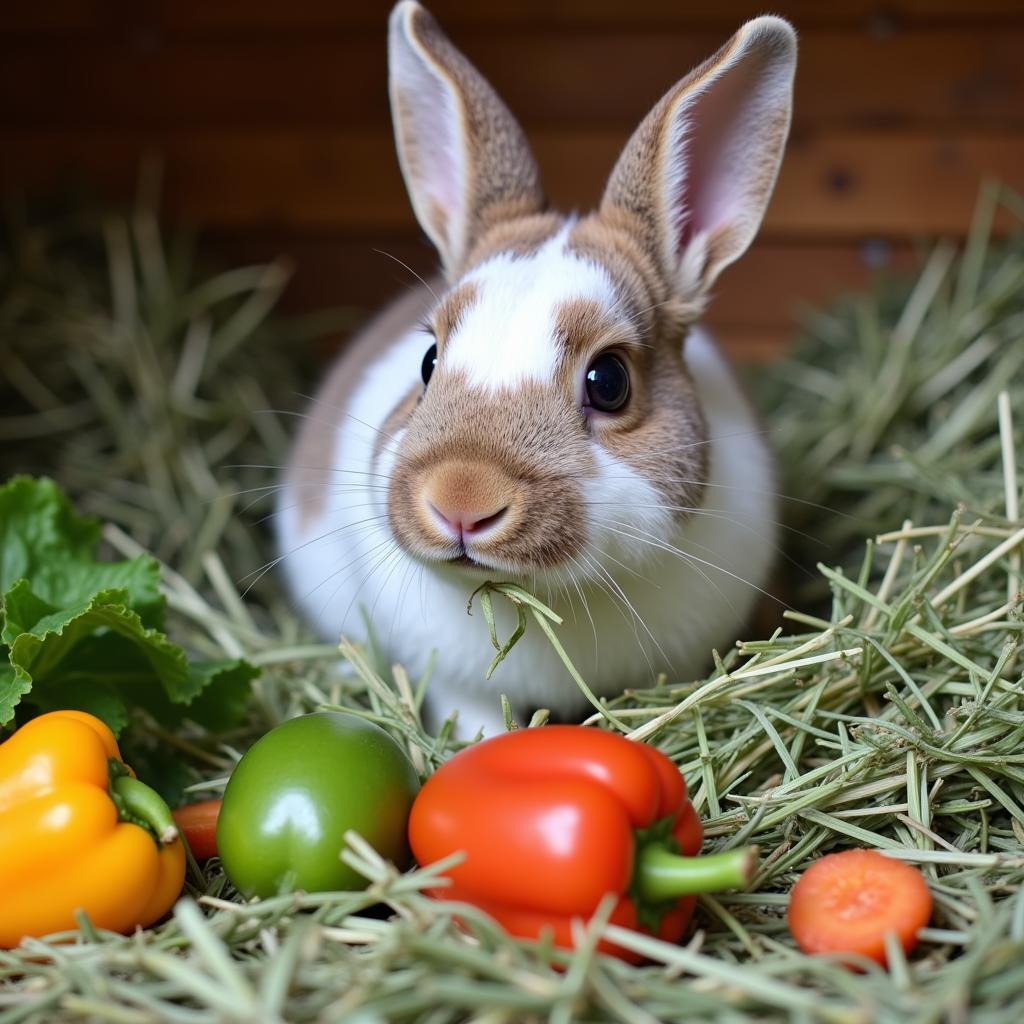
[408, 725, 756, 958]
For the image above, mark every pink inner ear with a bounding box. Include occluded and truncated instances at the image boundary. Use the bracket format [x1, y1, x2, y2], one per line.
[391, 29, 467, 259]
[669, 44, 778, 260]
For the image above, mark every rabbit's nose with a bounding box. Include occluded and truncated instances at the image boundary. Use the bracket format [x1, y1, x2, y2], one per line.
[427, 499, 508, 540]
[419, 459, 517, 545]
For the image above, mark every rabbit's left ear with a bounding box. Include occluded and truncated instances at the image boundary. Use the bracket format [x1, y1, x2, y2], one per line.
[601, 17, 796, 300]
[389, 1, 546, 279]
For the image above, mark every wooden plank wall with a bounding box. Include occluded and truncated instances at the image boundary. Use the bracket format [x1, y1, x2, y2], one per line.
[3, 1, 1024, 360]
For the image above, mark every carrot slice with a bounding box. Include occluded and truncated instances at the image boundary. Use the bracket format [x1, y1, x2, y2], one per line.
[788, 849, 932, 965]
[172, 799, 222, 861]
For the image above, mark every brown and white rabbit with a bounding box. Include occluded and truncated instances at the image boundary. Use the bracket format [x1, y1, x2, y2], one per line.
[277, 2, 797, 737]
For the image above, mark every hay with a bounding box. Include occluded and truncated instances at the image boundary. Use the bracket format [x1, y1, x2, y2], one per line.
[1, 185, 1023, 1023]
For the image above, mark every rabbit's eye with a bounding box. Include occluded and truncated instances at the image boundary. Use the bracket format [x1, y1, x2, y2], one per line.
[584, 353, 630, 413]
[421, 342, 438, 386]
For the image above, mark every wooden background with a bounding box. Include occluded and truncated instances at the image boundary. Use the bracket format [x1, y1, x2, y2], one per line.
[3, 0, 1024, 360]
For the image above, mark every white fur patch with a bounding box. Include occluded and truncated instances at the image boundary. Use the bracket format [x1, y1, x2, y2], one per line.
[275, 324, 426, 641]
[443, 228, 617, 391]
[580, 446, 671, 571]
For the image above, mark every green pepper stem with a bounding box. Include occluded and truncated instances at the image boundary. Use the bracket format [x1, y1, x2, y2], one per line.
[636, 843, 758, 902]
[110, 772, 180, 846]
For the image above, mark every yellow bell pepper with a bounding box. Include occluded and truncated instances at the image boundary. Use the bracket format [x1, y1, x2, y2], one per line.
[0, 710, 185, 947]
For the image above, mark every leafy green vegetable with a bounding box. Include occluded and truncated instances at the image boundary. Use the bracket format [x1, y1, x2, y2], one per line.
[0, 476, 257, 733]
[0, 476, 164, 627]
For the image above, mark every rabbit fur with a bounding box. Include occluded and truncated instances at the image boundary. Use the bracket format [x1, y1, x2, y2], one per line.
[277, 2, 797, 738]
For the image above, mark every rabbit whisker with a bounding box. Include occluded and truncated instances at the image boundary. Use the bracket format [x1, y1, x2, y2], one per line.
[367, 539, 416, 636]
[583, 501, 820, 576]
[604, 468, 852, 520]
[611, 296, 678, 332]
[324, 538, 404, 635]
[587, 554, 662, 679]
[388, 554, 422, 657]
[287, 392, 415, 461]
[575, 551, 634, 646]
[253, 495, 388, 528]
[222, 462, 397, 483]
[565, 554, 600, 654]
[239, 511, 392, 596]
[596, 517, 789, 611]
[593, 516, 744, 625]
[371, 248, 440, 305]
[621, 427, 769, 457]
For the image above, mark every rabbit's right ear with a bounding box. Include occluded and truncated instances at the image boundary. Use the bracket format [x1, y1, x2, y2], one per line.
[388, 1, 546, 279]
[600, 17, 796, 304]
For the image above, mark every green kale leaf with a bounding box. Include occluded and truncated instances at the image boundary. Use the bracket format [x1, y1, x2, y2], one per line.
[0, 477, 256, 734]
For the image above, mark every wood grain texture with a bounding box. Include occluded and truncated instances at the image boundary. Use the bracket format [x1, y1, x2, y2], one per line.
[3, 30, 1023, 132]
[1, 0, 1021, 366]
[5, 130, 1020, 237]
[6, 1, 1024, 33]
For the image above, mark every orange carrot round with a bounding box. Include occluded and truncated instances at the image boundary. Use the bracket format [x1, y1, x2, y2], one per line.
[788, 849, 932, 965]
[172, 799, 222, 861]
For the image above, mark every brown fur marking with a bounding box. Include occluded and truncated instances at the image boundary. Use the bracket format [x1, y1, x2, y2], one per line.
[463, 212, 565, 271]
[553, 297, 615, 365]
[388, 369, 592, 570]
[432, 280, 480, 348]
[373, 382, 422, 468]
[560, 220, 709, 515]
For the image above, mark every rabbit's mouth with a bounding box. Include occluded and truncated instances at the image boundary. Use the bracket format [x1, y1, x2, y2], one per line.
[431, 544, 540, 580]
[448, 552, 489, 571]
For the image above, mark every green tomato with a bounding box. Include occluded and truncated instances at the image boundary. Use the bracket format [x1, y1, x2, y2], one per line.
[217, 712, 420, 897]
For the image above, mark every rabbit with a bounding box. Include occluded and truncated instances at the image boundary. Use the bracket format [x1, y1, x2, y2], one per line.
[276, 1, 797, 739]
